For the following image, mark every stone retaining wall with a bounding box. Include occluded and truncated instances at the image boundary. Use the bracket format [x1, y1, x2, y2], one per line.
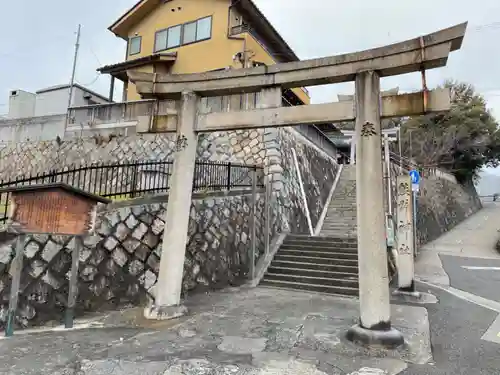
[388, 163, 482, 247]
[415, 177, 481, 246]
[274, 128, 339, 233]
[0, 190, 271, 330]
[0, 126, 339, 237]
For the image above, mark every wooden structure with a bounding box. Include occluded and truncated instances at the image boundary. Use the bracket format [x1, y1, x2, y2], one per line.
[0, 183, 110, 336]
[1, 183, 110, 235]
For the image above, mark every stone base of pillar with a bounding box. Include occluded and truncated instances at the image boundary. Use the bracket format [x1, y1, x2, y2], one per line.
[346, 323, 404, 349]
[143, 304, 188, 320]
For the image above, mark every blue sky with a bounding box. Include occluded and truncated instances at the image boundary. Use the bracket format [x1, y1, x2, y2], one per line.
[1, 0, 500, 119]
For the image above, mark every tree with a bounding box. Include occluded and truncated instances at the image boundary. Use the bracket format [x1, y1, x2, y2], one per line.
[398, 81, 500, 183]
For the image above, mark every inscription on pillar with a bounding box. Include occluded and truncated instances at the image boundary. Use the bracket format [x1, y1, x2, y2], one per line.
[396, 175, 414, 288]
[175, 134, 188, 152]
[361, 122, 377, 137]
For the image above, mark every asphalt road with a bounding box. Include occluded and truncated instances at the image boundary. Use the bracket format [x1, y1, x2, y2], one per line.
[400, 283, 500, 375]
[440, 254, 500, 303]
[399, 250, 500, 375]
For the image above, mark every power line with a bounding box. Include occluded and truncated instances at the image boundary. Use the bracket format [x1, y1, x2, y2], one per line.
[76, 74, 101, 87]
[88, 46, 102, 67]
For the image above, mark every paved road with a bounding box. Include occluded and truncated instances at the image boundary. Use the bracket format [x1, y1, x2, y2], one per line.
[401, 284, 500, 375]
[440, 254, 500, 303]
[406, 202, 500, 374]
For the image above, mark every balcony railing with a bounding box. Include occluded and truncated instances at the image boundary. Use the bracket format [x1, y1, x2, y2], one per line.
[68, 100, 158, 128]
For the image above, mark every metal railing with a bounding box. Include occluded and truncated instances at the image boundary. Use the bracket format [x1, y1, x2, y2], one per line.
[0, 160, 264, 224]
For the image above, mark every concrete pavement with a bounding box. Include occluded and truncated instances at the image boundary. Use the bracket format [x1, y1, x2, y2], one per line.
[0, 286, 431, 375]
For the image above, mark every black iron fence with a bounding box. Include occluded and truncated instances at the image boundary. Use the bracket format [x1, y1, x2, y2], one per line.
[0, 160, 264, 225]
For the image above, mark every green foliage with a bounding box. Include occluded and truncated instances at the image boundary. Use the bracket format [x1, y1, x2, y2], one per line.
[398, 81, 500, 183]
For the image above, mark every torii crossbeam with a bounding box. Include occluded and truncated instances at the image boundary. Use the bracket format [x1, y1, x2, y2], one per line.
[128, 22, 467, 348]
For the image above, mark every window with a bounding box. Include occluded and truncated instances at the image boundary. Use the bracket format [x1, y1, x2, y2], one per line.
[154, 16, 212, 52]
[183, 21, 197, 44]
[196, 17, 212, 41]
[155, 29, 168, 52]
[129, 36, 141, 55]
[167, 25, 181, 48]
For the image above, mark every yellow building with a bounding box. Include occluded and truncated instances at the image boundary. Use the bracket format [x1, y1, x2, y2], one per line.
[98, 0, 310, 105]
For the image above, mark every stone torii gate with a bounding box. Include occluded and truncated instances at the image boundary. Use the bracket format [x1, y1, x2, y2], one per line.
[128, 22, 467, 347]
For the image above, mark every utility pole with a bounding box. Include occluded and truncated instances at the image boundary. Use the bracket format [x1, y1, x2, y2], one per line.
[65, 24, 81, 131]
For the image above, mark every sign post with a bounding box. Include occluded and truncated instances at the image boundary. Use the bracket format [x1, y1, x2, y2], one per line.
[409, 169, 420, 256]
[0, 183, 110, 336]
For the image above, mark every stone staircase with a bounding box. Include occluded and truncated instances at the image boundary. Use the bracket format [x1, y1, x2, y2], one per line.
[320, 165, 357, 238]
[259, 165, 360, 297]
[259, 234, 359, 296]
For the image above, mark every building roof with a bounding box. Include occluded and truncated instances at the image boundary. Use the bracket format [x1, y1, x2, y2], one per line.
[36, 83, 111, 103]
[97, 52, 177, 81]
[0, 183, 112, 204]
[108, 0, 299, 62]
[230, 0, 299, 62]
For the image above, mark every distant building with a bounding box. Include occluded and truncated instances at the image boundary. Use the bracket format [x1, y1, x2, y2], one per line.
[7, 84, 111, 119]
[0, 84, 111, 143]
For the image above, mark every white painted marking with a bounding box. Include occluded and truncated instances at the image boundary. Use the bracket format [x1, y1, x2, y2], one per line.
[419, 279, 500, 345]
[461, 266, 500, 271]
[481, 313, 500, 344]
[416, 278, 500, 313]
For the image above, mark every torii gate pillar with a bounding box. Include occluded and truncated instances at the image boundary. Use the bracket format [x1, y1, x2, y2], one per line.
[346, 71, 404, 347]
[145, 91, 198, 320]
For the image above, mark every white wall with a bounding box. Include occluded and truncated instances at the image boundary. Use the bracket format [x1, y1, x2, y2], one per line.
[0, 115, 66, 142]
[8, 90, 36, 119]
[34, 89, 70, 117]
[33, 86, 110, 117]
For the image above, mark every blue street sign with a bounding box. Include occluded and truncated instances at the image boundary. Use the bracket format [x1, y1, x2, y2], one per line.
[409, 169, 420, 185]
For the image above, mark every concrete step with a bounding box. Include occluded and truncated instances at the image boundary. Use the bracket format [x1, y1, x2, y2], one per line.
[278, 249, 358, 260]
[319, 233, 357, 238]
[320, 231, 357, 235]
[270, 260, 358, 273]
[259, 279, 359, 297]
[320, 229, 357, 232]
[320, 227, 357, 231]
[285, 234, 357, 244]
[320, 228, 357, 232]
[280, 242, 358, 251]
[326, 208, 356, 212]
[264, 273, 359, 288]
[321, 222, 357, 227]
[267, 266, 358, 278]
[273, 254, 357, 266]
